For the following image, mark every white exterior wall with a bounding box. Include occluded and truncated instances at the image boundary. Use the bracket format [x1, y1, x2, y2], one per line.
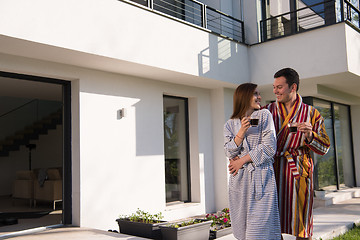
[243, 0, 261, 44]
[79, 74, 211, 230]
[346, 24, 360, 76]
[249, 23, 348, 87]
[351, 106, 360, 187]
[0, 0, 249, 87]
[0, 0, 359, 234]
[210, 88, 227, 211]
[0, 52, 224, 231]
[0, 0, 253, 232]
[210, 87, 235, 211]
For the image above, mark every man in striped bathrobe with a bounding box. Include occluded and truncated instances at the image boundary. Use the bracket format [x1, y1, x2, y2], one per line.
[265, 68, 330, 240]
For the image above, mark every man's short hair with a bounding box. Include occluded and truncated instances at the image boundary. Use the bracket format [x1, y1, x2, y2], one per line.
[274, 68, 299, 91]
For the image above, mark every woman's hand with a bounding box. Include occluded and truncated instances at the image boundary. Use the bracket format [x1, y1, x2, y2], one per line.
[234, 117, 251, 146]
[238, 117, 251, 136]
[228, 156, 244, 175]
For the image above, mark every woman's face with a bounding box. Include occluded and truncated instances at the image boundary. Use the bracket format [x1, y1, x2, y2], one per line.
[250, 88, 261, 110]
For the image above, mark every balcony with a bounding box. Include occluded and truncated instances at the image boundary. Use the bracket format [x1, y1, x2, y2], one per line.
[260, 0, 359, 42]
[119, 0, 245, 43]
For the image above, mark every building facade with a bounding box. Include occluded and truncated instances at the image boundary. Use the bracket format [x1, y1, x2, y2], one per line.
[0, 0, 359, 233]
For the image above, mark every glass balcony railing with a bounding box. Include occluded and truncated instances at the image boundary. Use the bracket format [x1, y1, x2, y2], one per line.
[260, 0, 359, 42]
[120, 0, 245, 43]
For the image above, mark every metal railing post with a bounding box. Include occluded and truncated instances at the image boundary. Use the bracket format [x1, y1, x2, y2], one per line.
[202, 4, 207, 28]
[340, 0, 344, 21]
[148, 0, 153, 10]
[260, 20, 266, 42]
[290, 0, 298, 34]
[241, 21, 245, 43]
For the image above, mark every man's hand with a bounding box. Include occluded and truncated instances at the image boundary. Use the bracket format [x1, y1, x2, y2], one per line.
[297, 122, 313, 142]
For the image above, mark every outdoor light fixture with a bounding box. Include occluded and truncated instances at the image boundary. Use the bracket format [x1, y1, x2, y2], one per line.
[117, 108, 126, 119]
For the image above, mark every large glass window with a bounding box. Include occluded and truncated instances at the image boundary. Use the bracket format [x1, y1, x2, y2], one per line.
[334, 103, 355, 188]
[262, 0, 292, 37]
[261, 0, 339, 40]
[306, 98, 355, 190]
[312, 99, 337, 189]
[163, 96, 190, 203]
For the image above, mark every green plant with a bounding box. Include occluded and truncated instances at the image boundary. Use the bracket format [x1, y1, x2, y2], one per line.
[331, 224, 360, 239]
[119, 208, 164, 224]
[206, 208, 231, 231]
[167, 219, 203, 228]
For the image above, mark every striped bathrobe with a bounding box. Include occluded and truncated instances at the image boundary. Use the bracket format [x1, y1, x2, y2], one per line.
[265, 94, 330, 238]
[224, 109, 281, 240]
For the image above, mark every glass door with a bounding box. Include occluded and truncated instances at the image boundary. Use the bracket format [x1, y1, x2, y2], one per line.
[333, 103, 355, 188]
[310, 99, 355, 190]
[313, 99, 337, 190]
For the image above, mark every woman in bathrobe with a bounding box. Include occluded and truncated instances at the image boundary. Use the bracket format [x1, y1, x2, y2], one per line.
[224, 83, 281, 240]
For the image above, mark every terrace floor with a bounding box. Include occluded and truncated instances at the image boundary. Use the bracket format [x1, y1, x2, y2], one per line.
[1, 188, 360, 240]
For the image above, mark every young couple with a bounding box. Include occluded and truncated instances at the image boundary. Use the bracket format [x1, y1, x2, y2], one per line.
[224, 68, 330, 240]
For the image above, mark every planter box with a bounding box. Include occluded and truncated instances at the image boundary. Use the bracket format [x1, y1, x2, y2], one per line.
[116, 218, 167, 239]
[315, 190, 326, 198]
[160, 219, 212, 240]
[209, 227, 232, 239]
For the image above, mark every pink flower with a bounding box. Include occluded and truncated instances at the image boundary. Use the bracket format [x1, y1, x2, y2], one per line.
[224, 218, 228, 223]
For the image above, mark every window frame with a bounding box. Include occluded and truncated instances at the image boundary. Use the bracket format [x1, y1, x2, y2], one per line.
[163, 94, 191, 203]
[303, 96, 356, 190]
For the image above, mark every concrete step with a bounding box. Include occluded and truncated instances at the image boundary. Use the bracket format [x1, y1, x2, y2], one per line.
[314, 187, 360, 208]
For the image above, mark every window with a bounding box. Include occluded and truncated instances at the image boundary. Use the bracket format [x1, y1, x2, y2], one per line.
[163, 95, 190, 203]
[333, 103, 355, 188]
[311, 99, 337, 189]
[304, 97, 355, 190]
[261, 0, 338, 41]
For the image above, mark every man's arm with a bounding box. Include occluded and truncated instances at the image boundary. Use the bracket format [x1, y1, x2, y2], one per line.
[303, 107, 330, 155]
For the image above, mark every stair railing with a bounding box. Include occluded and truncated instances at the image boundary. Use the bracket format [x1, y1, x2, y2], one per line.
[0, 99, 62, 142]
[0, 99, 39, 141]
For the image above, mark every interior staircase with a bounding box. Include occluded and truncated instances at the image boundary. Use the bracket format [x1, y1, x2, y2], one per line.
[0, 108, 62, 157]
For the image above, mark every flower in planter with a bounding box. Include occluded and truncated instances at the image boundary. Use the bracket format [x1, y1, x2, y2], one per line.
[117, 209, 166, 239]
[206, 208, 231, 231]
[160, 219, 212, 240]
[118, 208, 164, 223]
[167, 219, 204, 228]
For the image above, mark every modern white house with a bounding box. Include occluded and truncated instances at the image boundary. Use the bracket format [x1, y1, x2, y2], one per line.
[0, 0, 359, 234]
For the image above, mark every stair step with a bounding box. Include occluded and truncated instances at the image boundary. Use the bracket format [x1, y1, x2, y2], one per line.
[314, 188, 360, 208]
[33, 123, 44, 129]
[38, 118, 53, 124]
[0, 151, 9, 157]
[19, 128, 35, 134]
[0, 139, 14, 146]
[6, 134, 24, 140]
[0, 108, 62, 156]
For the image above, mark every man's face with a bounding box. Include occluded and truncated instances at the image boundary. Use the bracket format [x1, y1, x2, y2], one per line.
[273, 76, 295, 103]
